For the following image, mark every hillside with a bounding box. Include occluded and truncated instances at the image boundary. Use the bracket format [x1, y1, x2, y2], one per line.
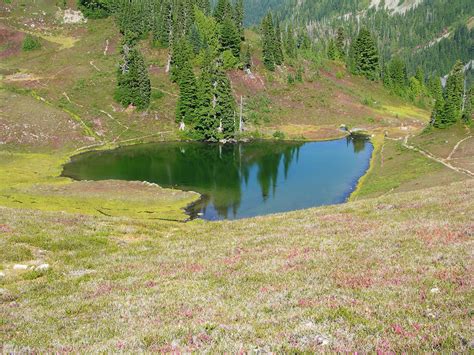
[244, 0, 473, 78]
[0, 0, 473, 352]
[0, 1, 435, 148]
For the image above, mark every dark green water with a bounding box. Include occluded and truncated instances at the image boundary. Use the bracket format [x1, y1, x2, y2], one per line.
[62, 137, 373, 220]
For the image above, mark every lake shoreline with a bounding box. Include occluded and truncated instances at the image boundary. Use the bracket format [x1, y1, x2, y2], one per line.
[62, 136, 374, 221]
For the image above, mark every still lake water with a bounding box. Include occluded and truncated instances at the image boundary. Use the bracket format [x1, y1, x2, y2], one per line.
[62, 137, 373, 220]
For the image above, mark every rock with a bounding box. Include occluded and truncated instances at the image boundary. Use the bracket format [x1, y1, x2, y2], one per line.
[61, 9, 87, 24]
[430, 287, 440, 294]
[35, 264, 50, 271]
[316, 335, 329, 346]
[13, 264, 28, 270]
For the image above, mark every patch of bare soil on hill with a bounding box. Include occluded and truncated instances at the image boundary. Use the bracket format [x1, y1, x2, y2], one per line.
[0, 24, 24, 59]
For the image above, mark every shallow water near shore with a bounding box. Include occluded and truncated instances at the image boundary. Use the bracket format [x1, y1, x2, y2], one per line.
[62, 137, 373, 220]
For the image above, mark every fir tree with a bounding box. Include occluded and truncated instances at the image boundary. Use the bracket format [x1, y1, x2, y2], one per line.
[214, 0, 232, 24]
[327, 39, 336, 60]
[261, 13, 275, 71]
[352, 28, 380, 81]
[233, 0, 245, 40]
[214, 68, 236, 137]
[285, 24, 296, 59]
[195, 52, 218, 139]
[335, 27, 345, 59]
[430, 76, 445, 128]
[443, 60, 465, 126]
[170, 38, 193, 83]
[115, 46, 151, 110]
[386, 57, 408, 96]
[273, 18, 284, 65]
[220, 17, 241, 58]
[462, 88, 472, 124]
[243, 44, 252, 70]
[176, 60, 198, 125]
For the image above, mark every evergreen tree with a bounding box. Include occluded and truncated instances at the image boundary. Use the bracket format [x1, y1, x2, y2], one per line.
[78, 0, 110, 19]
[243, 44, 252, 70]
[233, 0, 245, 40]
[115, 46, 151, 110]
[220, 17, 241, 58]
[273, 18, 284, 65]
[261, 13, 275, 71]
[156, 0, 172, 48]
[386, 56, 408, 96]
[462, 88, 472, 124]
[176, 60, 198, 125]
[430, 76, 445, 128]
[335, 27, 345, 59]
[285, 24, 296, 59]
[170, 38, 193, 83]
[443, 60, 465, 126]
[195, 52, 218, 138]
[214, 0, 232, 24]
[196, 0, 211, 15]
[327, 39, 336, 60]
[352, 28, 380, 81]
[214, 68, 236, 137]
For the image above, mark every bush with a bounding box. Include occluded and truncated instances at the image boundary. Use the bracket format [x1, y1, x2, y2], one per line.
[273, 131, 285, 140]
[22, 35, 41, 51]
[221, 50, 239, 70]
[77, 0, 111, 19]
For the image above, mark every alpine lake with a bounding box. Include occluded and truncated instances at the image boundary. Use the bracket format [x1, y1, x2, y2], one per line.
[62, 136, 373, 220]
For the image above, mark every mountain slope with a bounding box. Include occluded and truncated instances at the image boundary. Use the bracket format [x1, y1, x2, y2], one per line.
[245, 0, 473, 77]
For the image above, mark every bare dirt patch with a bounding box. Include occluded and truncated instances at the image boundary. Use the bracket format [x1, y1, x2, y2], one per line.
[0, 24, 24, 59]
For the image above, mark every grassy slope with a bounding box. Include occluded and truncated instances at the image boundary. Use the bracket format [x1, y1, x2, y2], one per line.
[1, 180, 473, 352]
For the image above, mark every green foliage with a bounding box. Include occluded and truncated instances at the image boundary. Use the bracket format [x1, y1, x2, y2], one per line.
[220, 17, 241, 57]
[242, 44, 252, 70]
[284, 24, 296, 59]
[115, 46, 151, 110]
[170, 38, 193, 83]
[22, 34, 41, 51]
[430, 76, 445, 128]
[214, 69, 236, 137]
[327, 39, 336, 60]
[273, 130, 285, 139]
[261, 12, 283, 71]
[213, 0, 232, 24]
[247, 94, 272, 125]
[221, 50, 239, 69]
[233, 0, 245, 40]
[350, 28, 379, 81]
[77, 0, 110, 19]
[384, 57, 408, 96]
[335, 27, 345, 60]
[442, 60, 465, 126]
[176, 60, 198, 125]
[194, 8, 220, 60]
[462, 88, 472, 124]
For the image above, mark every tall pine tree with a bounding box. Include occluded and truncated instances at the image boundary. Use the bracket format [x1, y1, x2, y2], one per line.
[351, 28, 380, 81]
[443, 60, 465, 126]
[115, 45, 151, 110]
[261, 13, 276, 71]
[176, 59, 198, 125]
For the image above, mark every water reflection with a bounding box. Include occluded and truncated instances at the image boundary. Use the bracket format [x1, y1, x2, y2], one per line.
[62, 137, 371, 220]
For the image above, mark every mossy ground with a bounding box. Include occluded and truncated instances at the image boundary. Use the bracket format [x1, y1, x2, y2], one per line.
[1, 180, 472, 352]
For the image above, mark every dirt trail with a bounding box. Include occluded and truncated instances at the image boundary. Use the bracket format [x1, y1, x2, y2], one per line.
[447, 136, 472, 160]
[400, 135, 474, 177]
